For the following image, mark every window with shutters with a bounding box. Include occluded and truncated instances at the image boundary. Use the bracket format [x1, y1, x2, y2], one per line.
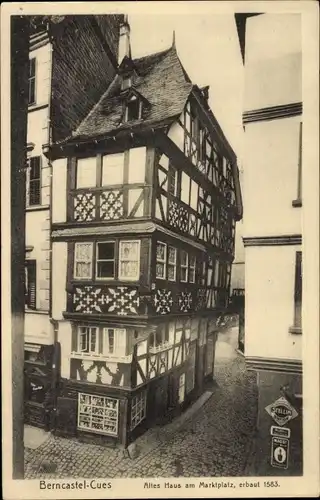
[27, 156, 41, 206]
[28, 57, 36, 105]
[25, 260, 36, 309]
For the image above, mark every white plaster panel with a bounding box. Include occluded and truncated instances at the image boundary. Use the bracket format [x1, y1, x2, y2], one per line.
[243, 116, 302, 237]
[245, 245, 302, 361]
[52, 158, 67, 223]
[51, 242, 68, 319]
[24, 312, 52, 344]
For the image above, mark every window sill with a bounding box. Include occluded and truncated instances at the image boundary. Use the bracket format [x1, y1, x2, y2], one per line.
[292, 199, 302, 208]
[25, 309, 49, 315]
[289, 326, 302, 334]
[70, 351, 132, 363]
[28, 102, 49, 113]
[149, 342, 173, 354]
[26, 204, 50, 212]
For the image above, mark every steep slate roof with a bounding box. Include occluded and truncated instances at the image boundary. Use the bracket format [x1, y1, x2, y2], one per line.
[67, 45, 193, 142]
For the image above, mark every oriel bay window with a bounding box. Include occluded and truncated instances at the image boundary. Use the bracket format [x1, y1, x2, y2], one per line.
[74, 326, 127, 358]
[78, 393, 119, 436]
[73, 240, 140, 281]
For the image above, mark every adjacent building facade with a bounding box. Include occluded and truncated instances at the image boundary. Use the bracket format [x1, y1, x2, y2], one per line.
[237, 13, 303, 474]
[24, 14, 124, 429]
[46, 26, 243, 447]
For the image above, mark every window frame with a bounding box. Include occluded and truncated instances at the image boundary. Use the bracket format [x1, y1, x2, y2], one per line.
[189, 255, 196, 283]
[103, 328, 126, 356]
[180, 250, 189, 283]
[95, 241, 116, 281]
[131, 390, 147, 430]
[77, 393, 119, 436]
[77, 326, 99, 355]
[28, 57, 36, 106]
[125, 96, 142, 122]
[178, 373, 186, 404]
[74, 242, 93, 280]
[118, 240, 140, 281]
[167, 246, 177, 282]
[156, 242, 167, 280]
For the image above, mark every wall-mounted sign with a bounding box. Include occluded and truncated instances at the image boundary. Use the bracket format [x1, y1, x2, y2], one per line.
[265, 396, 298, 426]
[271, 437, 289, 469]
[270, 426, 291, 438]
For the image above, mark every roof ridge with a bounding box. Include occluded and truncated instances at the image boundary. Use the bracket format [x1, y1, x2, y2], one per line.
[132, 44, 173, 64]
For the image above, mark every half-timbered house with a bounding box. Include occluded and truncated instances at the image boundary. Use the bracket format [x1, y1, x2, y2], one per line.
[48, 30, 243, 446]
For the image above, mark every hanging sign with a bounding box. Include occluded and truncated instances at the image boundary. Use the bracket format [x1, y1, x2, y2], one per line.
[271, 437, 289, 469]
[265, 396, 298, 426]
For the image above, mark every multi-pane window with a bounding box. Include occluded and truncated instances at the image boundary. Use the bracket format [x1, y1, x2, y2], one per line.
[180, 251, 188, 282]
[131, 391, 147, 430]
[74, 326, 127, 357]
[78, 393, 119, 435]
[96, 242, 115, 279]
[25, 260, 36, 309]
[168, 247, 177, 281]
[27, 156, 41, 206]
[74, 243, 93, 279]
[156, 242, 167, 279]
[28, 58, 36, 105]
[103, 328, 126, 356]
[189, 256, 196, 283]
[74, 240, 140, 281]
[119, 241, 140, 280]
[78, 326, 99, 354]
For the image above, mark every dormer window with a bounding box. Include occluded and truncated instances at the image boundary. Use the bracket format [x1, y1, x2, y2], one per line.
[125, 95, 142, 122]
[122, 76, 132, 91]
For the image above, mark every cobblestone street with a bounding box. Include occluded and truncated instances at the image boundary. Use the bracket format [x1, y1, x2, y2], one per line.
[25, 326, 258, 479]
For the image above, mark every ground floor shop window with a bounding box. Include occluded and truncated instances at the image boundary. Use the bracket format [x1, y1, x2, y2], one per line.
[131, 390, 147, 430]
[77, 393, 119, 435]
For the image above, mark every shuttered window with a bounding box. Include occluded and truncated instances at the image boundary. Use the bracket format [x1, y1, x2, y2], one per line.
[25, 260, 36, 309]
[27, 156, 41, 206]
